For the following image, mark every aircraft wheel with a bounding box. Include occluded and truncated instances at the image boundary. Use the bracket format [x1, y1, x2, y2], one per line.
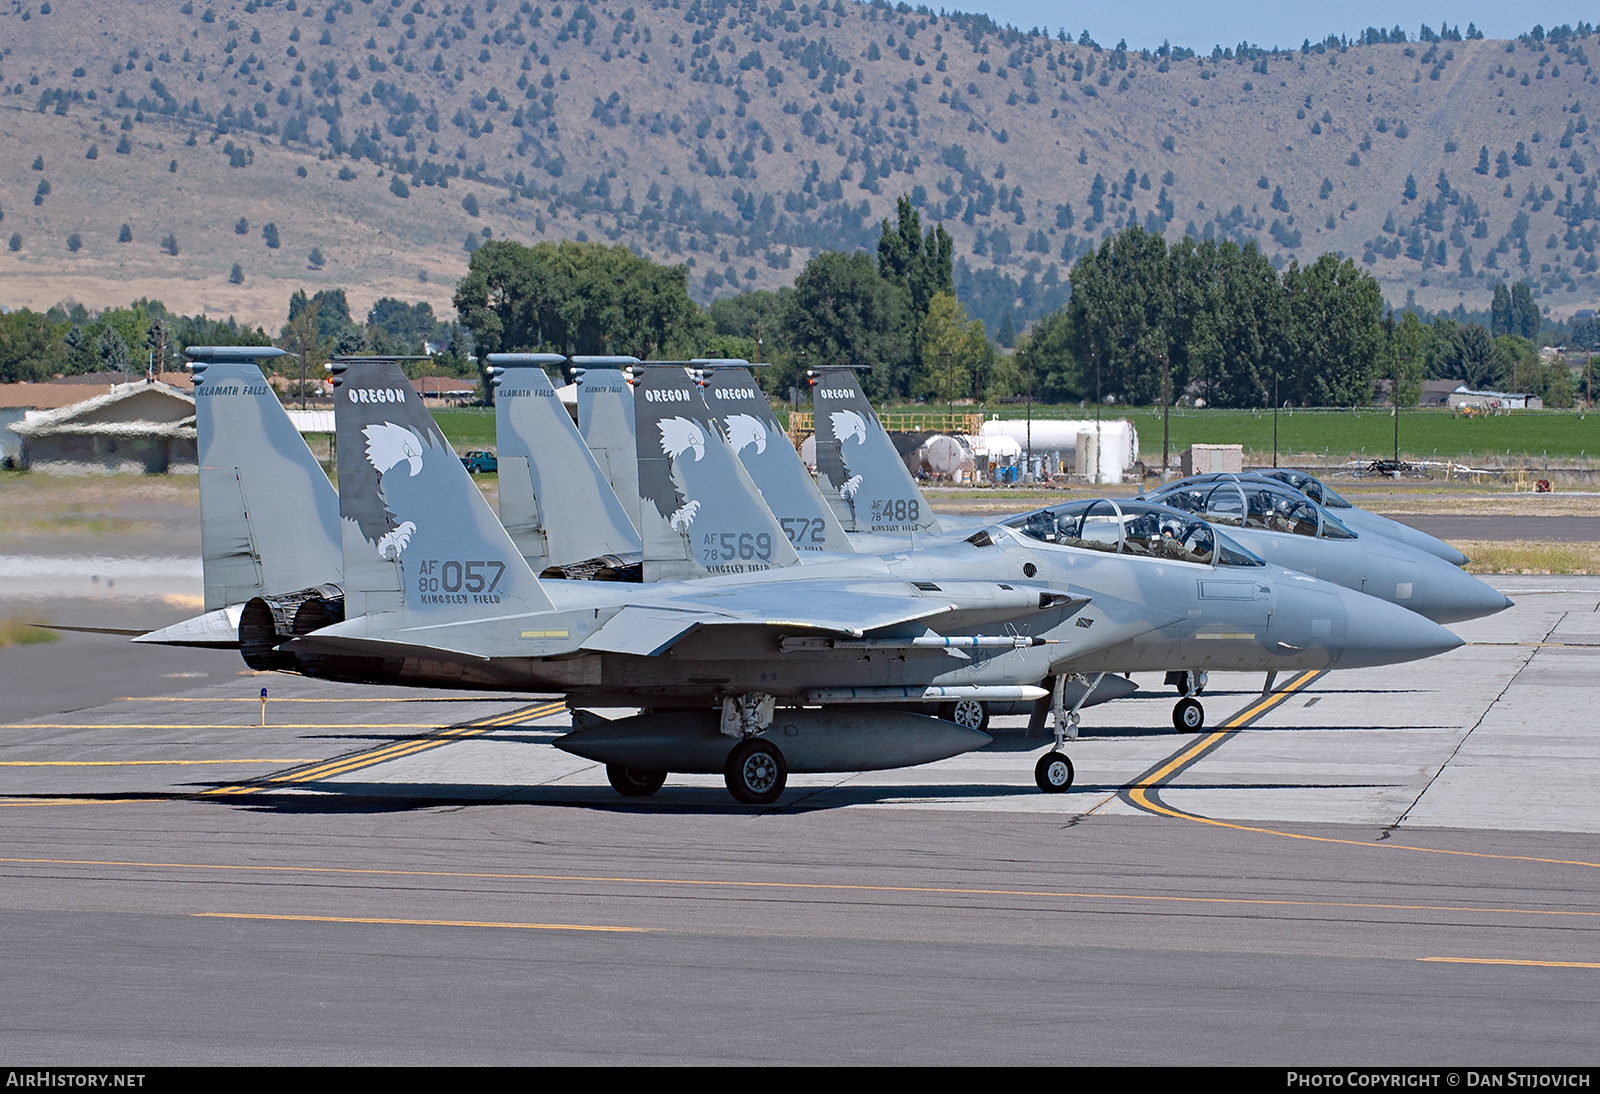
[1173, 697, 1205, 733]
[1034, 752, 1074, 793]
[606, 764, 667, 798]
[938, 699, 990, 733]
[724, 739, 787, 805]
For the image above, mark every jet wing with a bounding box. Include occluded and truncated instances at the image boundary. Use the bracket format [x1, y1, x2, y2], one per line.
[581, 580, 1085, 657]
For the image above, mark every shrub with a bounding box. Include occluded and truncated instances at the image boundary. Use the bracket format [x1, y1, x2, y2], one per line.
[118, 224, 132, 243]
[66, 232, 81, 252]
[161, 233, 179, 256]
[229, 263, 244, 284]
[390, 175, 411, 197]
[307, 247, 324, 269]
[235, 217, 249, 235]
[262, 223, 280, 248]
[7, 234, 20, 252]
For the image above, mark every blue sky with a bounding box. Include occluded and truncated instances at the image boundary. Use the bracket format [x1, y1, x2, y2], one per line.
[945, 2, 1584, 53]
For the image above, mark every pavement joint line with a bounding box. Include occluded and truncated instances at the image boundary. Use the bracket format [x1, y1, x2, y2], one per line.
[1418, 957, 1600, 969]
[0, 855, 1593, 919]
[203, 701, 566, 796]
[192, 911, 650, 933]
[1106, 669, 1600, 870]
[1394, 609, 1559, 830]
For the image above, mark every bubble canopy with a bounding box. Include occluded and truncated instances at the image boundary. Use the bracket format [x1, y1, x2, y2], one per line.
[1001, 499, 1264, 568]
[1144, 477, 1357, 540]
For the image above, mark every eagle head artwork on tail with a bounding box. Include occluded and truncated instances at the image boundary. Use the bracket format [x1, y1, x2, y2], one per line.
[828, 409, 867, 506]
[645, 416, 706, 534]
[361, 422, 424, 559]
[724, 413, 768, 455]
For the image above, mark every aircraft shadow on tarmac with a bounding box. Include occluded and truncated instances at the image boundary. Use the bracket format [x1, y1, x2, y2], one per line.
[161, 773, 1408, 815]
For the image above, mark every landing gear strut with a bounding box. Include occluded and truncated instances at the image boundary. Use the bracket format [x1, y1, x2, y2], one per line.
[1034, 673, 1100, 793]
[1170, 670, 1206, 732]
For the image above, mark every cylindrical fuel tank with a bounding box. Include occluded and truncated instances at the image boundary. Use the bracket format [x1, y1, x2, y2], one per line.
[554, 707, 991, 774]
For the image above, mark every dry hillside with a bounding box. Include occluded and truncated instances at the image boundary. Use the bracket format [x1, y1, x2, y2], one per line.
[0, 0, 1597, 330]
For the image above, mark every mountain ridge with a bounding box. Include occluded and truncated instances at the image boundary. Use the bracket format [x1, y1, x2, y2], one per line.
[1, 0, 1596, 331]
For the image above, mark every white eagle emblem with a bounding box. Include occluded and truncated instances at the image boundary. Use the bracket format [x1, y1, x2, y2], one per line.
[668, 500, 701, 533]
[363, 422, 425, 477]
[829, 409, 868, 446]
[376, 520, 417, 560]
[657, 416, 706, 461]
[724, 413, 767, 454]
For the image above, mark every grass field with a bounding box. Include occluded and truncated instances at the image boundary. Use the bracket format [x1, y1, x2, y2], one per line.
[437, 401, 1600, 464]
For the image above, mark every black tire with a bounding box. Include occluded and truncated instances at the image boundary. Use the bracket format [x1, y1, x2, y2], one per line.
[723, 738, 787, 805]
[606, 764, 667, 798]
[938, 699, 990, 733]
[1034, 751, 1074, 793]
[1173, 697, 1205, 733]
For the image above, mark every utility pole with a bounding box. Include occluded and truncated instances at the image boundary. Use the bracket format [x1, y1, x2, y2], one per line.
[1161, 351, 1171, 481]
[1093, 348, 1102, 486]
[1272, 349, 1282, 469]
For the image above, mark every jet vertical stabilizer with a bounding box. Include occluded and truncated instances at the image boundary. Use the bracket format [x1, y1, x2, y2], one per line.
[573, 359, 643, 535]
[811, 367, 942, 536]
[188, 348, 341, 611]
[633, 363, 801, 581]
[490, 354, 641, 571]
[331, 358, 554, 621]
[697, 361, 852, 555]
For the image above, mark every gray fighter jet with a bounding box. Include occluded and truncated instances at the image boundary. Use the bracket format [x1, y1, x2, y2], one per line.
[1139, 475, 1510, 624]
[1254, 468, 1470, 565]
[253, 358, 1462, 803]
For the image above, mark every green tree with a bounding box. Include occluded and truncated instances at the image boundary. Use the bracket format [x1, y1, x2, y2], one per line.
[876, 194, 953, 321]
[454, 240, 705, 399]
[778, 249, 912, 399]
[1066, 225, 1176, 404]
[1386, 310, 1429, 406]
[915, 292, 994, 402]
[71, 306, 151, 374]
[1436, 324, 1507, 389]
[1173, 236, 1281, 407]
[1279, 255, 1385, 406]
[0, 309, 68, 383]
[1013, 307, 1082, 402]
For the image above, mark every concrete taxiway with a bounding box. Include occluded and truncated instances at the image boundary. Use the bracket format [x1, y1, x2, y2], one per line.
[0, 575, 1596, 1063]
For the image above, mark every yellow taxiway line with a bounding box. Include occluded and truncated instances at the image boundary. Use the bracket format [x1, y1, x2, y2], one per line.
[0, 853, 1590, 921]
[194, 911, 648, 933]
[1419, 957, 1600, 969]
[202, 701, 566, 797]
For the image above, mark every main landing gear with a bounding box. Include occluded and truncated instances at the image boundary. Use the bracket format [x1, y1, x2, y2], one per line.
[721, 692, 786, 805]
[1034, 672, 1102, 794]
[1168, 670, 1207, 732]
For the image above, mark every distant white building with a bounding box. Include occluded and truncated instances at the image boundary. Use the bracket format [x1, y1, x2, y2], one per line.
[1446, 386, 1543, 411]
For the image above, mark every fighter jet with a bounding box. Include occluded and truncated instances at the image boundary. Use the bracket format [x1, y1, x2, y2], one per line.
[1253, 467, 1470, 566]
[247, 358, 1463, 803]
[1139, 475, 1511, 625]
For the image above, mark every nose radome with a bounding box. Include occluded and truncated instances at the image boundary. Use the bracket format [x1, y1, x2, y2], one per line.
[1411, 561, 1516, 625]
[1334, 588, 1464, 669]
